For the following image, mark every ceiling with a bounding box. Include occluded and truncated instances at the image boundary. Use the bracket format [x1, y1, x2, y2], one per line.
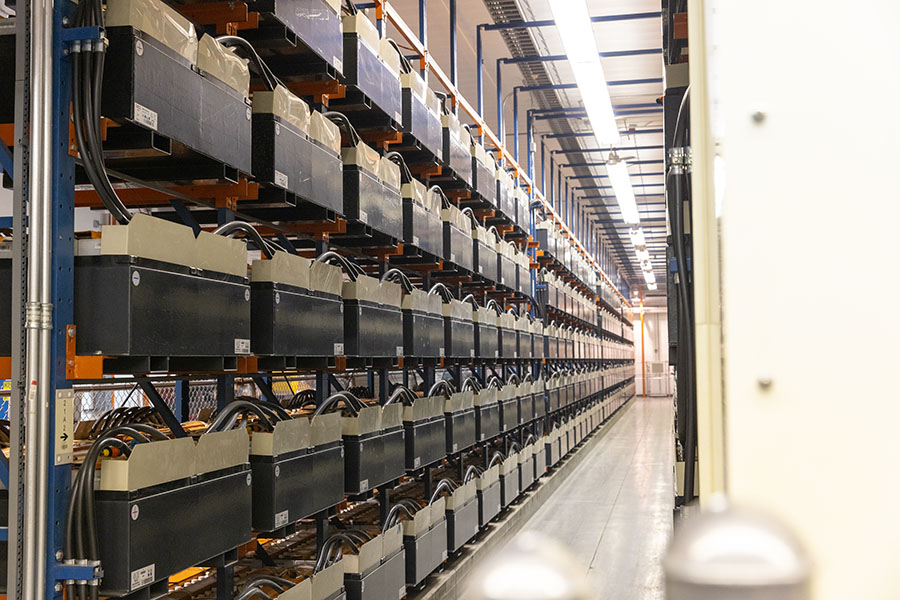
[382, 0, 666, 299]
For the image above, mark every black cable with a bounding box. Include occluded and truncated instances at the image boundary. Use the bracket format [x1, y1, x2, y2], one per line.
[428, 282, 454, 303]
[428, 380, 454, 399]
[428, 185, 451, 209]
[385, 38, 413, 74]
[322, 111, 361, 146]
[213, 221, 279, 259]
[429, 478, 457, 505]
[207, 400, 276, 433]
[215, 35, 281, 91]
[380, 268, 414, 293]
[385, 151, 413, 183]
[313, 392, 361, 417]
[383, 503, 416, 530]
[316, 251, 361, 281]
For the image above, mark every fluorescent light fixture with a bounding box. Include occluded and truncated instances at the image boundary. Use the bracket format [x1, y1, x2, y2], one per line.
[628, 227, 646, 249]
[636, 248, 650, 262]
[549, 1, 619, 146]
[647, 282, 658, 291]
[643, 270, 657, 285]
[606, 160, 639, 224]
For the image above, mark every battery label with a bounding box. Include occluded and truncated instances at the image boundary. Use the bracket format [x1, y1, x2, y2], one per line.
[130, 564, 155, 591]
[133, 103, 158, 131]
[274, 510, 289, 528]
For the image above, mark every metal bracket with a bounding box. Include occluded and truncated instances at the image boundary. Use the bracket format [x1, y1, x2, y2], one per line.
[54, 561, 103, 583]
[60, 25, 103, 44]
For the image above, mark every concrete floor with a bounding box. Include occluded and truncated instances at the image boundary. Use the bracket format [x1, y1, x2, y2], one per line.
[507, 397, 674, 600]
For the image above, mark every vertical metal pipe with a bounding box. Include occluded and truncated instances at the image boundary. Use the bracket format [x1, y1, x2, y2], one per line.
[526, 111, 534, 182]
[23, 0, 53, 591]
[476, 25, 483, 118]
[512, 89, 518, 163]
[540, 139, 545, 197]
[549, 156, 554, 212]
[449, 0, 457, 86]
[496, 60, 503, 146]
[418, 0, 426, 76]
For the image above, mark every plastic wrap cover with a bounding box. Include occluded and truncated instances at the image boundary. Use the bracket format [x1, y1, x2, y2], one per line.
[378, 156, 401, 190]
[402, 178, 426, 204]
[474, 226, 496, 250]
[442, 204, 472, 236]
[342, 141, 380, 177]
[496, 165, 512, 191]
[252, 85, 310, 134]
[197, 34, 250, 97]
[442, 112, 461, 143]
[422, 185, 441, 213]
[106, 0, 198, 63]
[323, 0, 340, 13]
[442, 298, 471, 320]
[342, 12, 379, 52]
[251, 252, 312, 288]
[100, 213, 247, 277]
[401, 71, 425, 98]
[378, 38, 402, 78]
[497, 239, 514, 259]
[474, 306, 497, 327]
[310, 111, 340, 154]
[425, 88, 441, 115]
[471, 140, 492, 169]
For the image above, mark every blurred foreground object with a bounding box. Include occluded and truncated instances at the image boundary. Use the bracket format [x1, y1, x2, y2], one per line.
[469, 532, 591, 600]
[664, 496, 810, 599]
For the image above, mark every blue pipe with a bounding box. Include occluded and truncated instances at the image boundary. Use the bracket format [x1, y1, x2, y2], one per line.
[483, 11, 661, 31]
[419, 0, 427, 76]
[540, 139, 546, 196]
[563, 160, 661, 168]
[450, 0, 458, 88]
[553, 145, 664, 154]
[526, 110, 534, 181]
[500, 48, 662, 66]
[545, 128, 663, 139]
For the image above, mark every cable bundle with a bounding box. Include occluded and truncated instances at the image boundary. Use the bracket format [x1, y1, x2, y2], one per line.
[385, 150, 414, 184]
[234, 575, 297, 600]
[427, 379, 455, 399]
[316, 251, 364, 281]
[283, 388, 317, 410]
[312, 391, 367, 417]
[383, 501, 417, 531]
[322, 111, 361, 147]
[427, 282, 454, 303]
[65, 424, 168, 600]
[71, 0, 132, 225]
[213, 221, 285, 258]
[380, 268, 414, 293]
[314, 530, 372, 573]
[428, 185, 451, 210]
[215, 36, 283, 92]
[89, 406, 165, 438]
[428, 478, 458, 505]
[206, 397, 291, 433]
[384, 384, 417, 406]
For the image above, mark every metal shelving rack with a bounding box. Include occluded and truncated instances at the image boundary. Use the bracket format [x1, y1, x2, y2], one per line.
[3, 1, 636, 597]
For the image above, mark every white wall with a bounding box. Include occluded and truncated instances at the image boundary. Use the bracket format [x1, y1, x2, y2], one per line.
[633, 309, 671, 396]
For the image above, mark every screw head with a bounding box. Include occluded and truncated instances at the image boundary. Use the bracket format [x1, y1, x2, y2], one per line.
[56, 550, 64, 560]
[751, 110, 766, 124]
[55, 583, 63, 592]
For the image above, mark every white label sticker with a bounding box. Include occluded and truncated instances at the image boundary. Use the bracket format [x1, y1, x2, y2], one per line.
[470, 349, 475, 358]
[133, 103, 158, 131]
[234, 338, 251, 355]
[494, 350, 499, 358]
[334, 57, 343, 73]
[439, 347, 445, 357]
[274, 170, 289, 188]
[514, 352, 518, 358]
[55, 389, 74, 465]
[396, 345, 403, 357]
[395, 111, 403, 123]
[450, 253, 456, 262]
[334, 343, 344, 355]
[501, 277, 505, 284]
[359, 209, 368, 223]
[479, 266, 483, 274]
[400, 587, 406, 600]
[360, 479, 369, 492]
[274, 510, 289, 528]
[412, 235, 420, 246]
[414, 456, 421, 468]
[453, 443, 458, 453]
[442, 550, 448, 561]
[130, 564, 155, 591]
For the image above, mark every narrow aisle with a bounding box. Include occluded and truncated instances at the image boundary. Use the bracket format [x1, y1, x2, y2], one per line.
[513, 397, 674, 600]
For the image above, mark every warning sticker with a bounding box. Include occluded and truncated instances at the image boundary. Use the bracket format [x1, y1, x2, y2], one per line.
[274, 510, 289, 528]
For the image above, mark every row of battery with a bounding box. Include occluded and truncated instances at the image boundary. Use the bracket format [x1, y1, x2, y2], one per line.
[72, 214, 616, 364]
[93, 375, 635, 597]
[86, 1, 533, 250]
